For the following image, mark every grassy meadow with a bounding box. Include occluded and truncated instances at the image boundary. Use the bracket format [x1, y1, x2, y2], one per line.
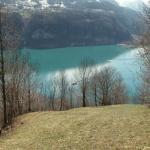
[0, 105, 150, 150]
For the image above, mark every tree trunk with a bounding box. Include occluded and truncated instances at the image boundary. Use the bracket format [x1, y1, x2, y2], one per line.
[52, 100, 54, 110]
[94, 85, 97, 107]
[0, 9, 7, 127]
[82, 89, 86, 107]
[28, 89, 31, 112]
[60, 98, 63, 111]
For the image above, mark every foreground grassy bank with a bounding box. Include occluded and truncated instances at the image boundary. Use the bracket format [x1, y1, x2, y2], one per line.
[0, 105, 150, 150]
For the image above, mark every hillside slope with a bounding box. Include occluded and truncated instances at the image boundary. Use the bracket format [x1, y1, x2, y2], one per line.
[0, 105, 150, 150]
[4, 0, 143, 49]
[24, 4, 142, 49]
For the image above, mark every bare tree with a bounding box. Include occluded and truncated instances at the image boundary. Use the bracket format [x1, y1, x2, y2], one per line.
[0, 5, 7, 127]
[139, 1, 150, 105]
[57, 71, 68, 111]
[111, 75, 128, 104]
[49, 75, 58, 110]
[78, 58, 94, 107]
[4, 51, 38, 123]
[68, 82, 77, 109]
[24, 61, 37, 113]
[97, 66, 127, 106]
[98, 66, 114, 105]
[68, 85, 73, 109]
[138, 64, 150, 105]
[89, 67, 99, 107]
[0, 4, 22, 127]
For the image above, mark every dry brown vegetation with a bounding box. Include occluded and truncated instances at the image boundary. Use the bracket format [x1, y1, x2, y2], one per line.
[0, 105, 149, 150]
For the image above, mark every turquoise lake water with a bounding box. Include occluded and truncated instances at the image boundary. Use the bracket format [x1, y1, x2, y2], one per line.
[22, 45, 140, 95]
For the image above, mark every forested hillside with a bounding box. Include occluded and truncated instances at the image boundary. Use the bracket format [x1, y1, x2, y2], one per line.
[24, 1, 143, 48]
[5, 0, 143, 48]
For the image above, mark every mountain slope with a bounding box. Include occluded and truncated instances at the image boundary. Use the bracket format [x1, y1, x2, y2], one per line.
[24, 9, 131, 48]
[24, 1, 142, 48]
[4, 0, 144, 48]
[0, 105, 149, 150]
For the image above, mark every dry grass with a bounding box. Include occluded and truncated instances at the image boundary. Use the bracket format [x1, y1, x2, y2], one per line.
[0, 105, 150, 150]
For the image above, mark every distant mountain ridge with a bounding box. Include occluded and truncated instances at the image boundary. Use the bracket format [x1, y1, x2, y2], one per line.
[47, 0, 119, 8]
[3, 0, 146, 11]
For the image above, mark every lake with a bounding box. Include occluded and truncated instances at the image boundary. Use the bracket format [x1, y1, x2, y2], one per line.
[22, 45, 141, 96]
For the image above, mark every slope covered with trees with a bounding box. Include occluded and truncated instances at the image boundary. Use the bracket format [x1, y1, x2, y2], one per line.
[4, 0, 143, 49]
[24, 0, 143, 48]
